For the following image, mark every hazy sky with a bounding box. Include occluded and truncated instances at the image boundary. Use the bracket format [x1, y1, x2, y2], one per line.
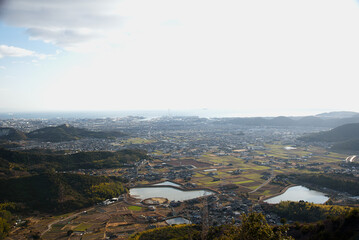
[0, 0, 359, 116]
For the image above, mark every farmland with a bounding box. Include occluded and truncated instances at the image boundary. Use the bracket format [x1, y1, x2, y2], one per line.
[2, 115, 358, 239]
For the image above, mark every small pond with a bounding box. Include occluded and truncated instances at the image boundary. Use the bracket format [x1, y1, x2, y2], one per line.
[166, 217, 191, 225]
[264, 186, 329, 204]
[130, 186, 214, 201]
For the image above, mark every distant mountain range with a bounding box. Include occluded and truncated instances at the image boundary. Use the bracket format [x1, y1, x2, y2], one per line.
[315, 111, 359, 119]
[298, 123, 359, 152]
[0, 124, 126, 142]
[216, 111, 359, 128]
[2, 111, 359, 142]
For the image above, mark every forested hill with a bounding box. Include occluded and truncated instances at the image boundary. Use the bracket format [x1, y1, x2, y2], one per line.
[26, 124, 126, 142]
[298, 123, 359, 152]
[0, 124, 126, 142]
[0, 173, 126, 213]
[0, 127, 27, 141]
[299, 123, 359, 142]
[128, 210, 359, 240]
[0, 148, 147, 177]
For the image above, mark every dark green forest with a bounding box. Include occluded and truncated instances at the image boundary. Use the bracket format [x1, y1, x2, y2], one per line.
[296, 174, 359, 196]
[129, 210, 359, 240]
[0, 147, 147, 177]
[129, 212, 294, 240]
[0, 124, 126, 142]
[263, 201, 352, 223]
[0, 203, 15, 240]
[298, 123, 359, 151]
[26, 124, 126, 142]
[0, 173, 126, 213]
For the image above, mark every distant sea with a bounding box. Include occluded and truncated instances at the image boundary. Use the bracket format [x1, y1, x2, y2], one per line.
[0, 109, 240, 120]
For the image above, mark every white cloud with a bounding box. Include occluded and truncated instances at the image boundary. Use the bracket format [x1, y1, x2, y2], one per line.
[0, 45, 34, 58]
[0, 66, 5, 70]
[0, 44, 54, 60]
[1, 0, 123, 50]
[2, 0, 358, 56]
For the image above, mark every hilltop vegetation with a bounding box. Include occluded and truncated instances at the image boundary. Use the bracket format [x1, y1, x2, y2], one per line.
[0, 128, 27, 141]
[299, 123, 359, 143]
[0, 203, 15, 239]
[299, 123, 359, 152]
[263, 201, 352, 223]
[27, 124, 126, 142]
[0, 173, 126, 213]
[332, 139, 359, 152]
[0, 148, 147, 177]
[0, 124, 126, 142]
[128, 210, 359, 240]
[296, 174, 359, 195]
[130, 212, 293, 240]
[0, 147, 143, 214]
[289, 208, 359, 240]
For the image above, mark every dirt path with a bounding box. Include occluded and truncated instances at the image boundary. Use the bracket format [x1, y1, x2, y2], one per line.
[40, 207, 94, 237]
[249, 174, 275, 194]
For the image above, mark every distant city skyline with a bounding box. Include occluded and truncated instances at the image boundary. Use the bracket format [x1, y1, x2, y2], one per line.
[1, 0, 359, 116]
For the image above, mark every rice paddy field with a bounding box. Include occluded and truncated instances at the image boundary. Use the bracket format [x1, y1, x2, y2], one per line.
[186, 143, 348, 199]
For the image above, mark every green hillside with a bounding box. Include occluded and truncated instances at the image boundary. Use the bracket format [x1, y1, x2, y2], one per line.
[130, 212, 293, 240]
[332, 139, 359, 152]
[27, 124, 126, 142]
[299, 123, 359, 151]
[0, 173, 126, 213]
[0, 148, 147, 177]
[0, 124, 126, 142]
[0, 128, 27, 141]
[128, 210, 359, 240]
[299, 123, 359, 142]
[296, 174, 359, 196]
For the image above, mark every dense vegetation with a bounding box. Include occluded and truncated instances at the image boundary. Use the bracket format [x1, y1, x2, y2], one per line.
[0, 203, 15, 240]
[129, 212, 293, 240]
[332, 139, 359, 152]
[298, 123, 359, 151]
[27, 124, 126, 142]
[129, 210, 359, 240]
[0, 124, 126, 142]
[130, 224, 201, 240]
[263, 201, 352, 223]
[0, 148, 147, 177]
[0, 173, 126, 213]
[296, 174, 359, 195]
[0, 128, 27, 141]
[289, 208, 359, 240]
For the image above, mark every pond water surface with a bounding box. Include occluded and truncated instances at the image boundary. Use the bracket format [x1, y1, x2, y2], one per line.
[166, 217, 191, 225]
[130, 186, 214, 201]
[264, 186, 329, 204]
